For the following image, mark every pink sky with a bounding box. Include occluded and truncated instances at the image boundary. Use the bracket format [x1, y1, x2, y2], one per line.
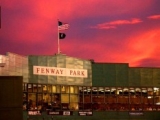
[1, 0, 160, 67]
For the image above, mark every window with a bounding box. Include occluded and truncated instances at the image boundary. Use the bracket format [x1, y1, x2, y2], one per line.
[61, 86, 69, 93]
[117, 87, 122, 95]
[27, 84, 32, 92]
[70, 86, 78, 94]
[47, 85, 52, 93]
[33, 84, 37, 92]
[154, 87, 160, 111]
[28, 93, 36, 110]
[105, 87, 110, 95]
[38, 85, 42, 92]
[24, 84, 160, 111]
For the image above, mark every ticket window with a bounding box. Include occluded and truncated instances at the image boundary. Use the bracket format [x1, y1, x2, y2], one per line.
[61, 94, 69, 110]
[43, 93, 51, 103]
[69, 86, 79, 110]
[42, 93, 51, 110]
[28, 93, 36, 110]
[42, 85, 50, 110]
[69, 94, 79, 110]
[52, 94, 60, 103]
[52, 94, 61, 110]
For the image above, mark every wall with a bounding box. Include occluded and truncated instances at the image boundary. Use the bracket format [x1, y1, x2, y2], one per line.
[29, 54, 92, 86]
[129, 67, 160, 87]
[23, 111, 160, 120]
[0, 76, 23, 120]
[92, 63, 160, 87]
[0, 52, 29, 82]
[92, 63, 129, 86]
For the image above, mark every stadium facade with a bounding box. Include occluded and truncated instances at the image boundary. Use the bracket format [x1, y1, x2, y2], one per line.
[0, 52, 160, 120]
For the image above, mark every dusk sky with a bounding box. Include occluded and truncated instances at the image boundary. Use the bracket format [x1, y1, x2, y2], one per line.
[1, 0, 160, 67]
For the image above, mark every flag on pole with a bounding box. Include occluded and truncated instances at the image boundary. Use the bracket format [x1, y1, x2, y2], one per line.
[58, 21, 62, 26]
[58, 21, 69, 30]
[58, 20, 69, 39]
[57, 20, 69, 53]
[59, 33, 66, 39]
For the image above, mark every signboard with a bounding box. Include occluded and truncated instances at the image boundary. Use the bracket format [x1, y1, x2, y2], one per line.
[129, 112, 144, 116]
[48, 111, 73, 116]
[28, 110, 42, 115]
[33, 66, 88, 78]
[78, 111, 93, 116]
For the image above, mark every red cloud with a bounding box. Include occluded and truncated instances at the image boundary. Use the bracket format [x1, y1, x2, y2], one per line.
[1, 0, 159, 68]
[108, 18, 142, 25]
[126, 29, 160, 66]
[2, 0, 153, 20]
[71, 28, 160, 67]
[90, 26, 116, 29]
[91, 18, 142, 29]
[147, 15, 160, 19]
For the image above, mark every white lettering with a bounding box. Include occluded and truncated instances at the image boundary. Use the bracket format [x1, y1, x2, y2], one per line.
[28, 111, 41, 115]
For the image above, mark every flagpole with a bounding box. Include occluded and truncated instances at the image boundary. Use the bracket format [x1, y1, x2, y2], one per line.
[57, 20, 68, 54]
[58, 20, 60, 54]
